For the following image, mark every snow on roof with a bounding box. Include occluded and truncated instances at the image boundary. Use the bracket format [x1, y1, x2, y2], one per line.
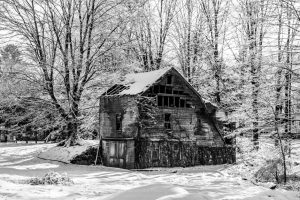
[104, 67, 172, 96]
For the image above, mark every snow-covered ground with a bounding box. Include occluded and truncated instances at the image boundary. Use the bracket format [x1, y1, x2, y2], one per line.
[0, 142, 299, 200]
[38, 140, 99, 163]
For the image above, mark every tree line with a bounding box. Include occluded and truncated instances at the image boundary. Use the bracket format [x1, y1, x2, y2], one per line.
[0, 0, 299, 149]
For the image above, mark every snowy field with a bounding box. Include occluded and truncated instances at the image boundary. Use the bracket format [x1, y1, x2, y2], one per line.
[0, 142, 299, 200]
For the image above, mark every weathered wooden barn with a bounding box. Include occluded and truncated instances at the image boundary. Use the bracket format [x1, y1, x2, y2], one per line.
[99, 67, 235, 169]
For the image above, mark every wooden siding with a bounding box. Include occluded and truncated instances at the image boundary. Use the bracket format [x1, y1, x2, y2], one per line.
[99, 96, 139, 138]
[102, 139, 135, 169]
[140, 70, 224, 146]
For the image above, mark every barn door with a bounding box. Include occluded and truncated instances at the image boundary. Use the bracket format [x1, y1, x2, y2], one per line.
[109, 141, 126, 168]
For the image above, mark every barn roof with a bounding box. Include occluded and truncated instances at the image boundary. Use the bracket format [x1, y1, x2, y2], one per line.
[102, 67, 173, 96]
[102, 67, 216, 108]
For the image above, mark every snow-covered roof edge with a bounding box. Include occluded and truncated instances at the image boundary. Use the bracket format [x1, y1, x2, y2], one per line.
[101, 67, 173, 96]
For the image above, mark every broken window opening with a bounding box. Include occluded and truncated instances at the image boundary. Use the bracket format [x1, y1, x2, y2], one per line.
[169, 96, 174, 107]
[175, 97, 180, 107]
[153, 85, 159, 93]
[180, 99, 185, 108]
[158, 96, 163, 106]
[159, 85, 166, 93]
[166, 75, 173, 85]
[116, 113, 122, 133]
[166, 86, 172, 94]
[163, 96, 168, 107]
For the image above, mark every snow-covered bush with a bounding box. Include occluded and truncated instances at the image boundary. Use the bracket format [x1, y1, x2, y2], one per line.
[254, 159, 291, 183]
[226, 137, 289, 179]
[27, 171, 73, 185]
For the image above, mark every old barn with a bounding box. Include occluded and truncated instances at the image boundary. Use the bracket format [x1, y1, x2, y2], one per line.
[99, 67, 235, 169]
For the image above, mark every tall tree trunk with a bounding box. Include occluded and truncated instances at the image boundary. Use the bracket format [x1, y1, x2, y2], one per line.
[275, 2, 283, 146]
[213, 1, 221, 104]
[62, 97, 80, 146]
[284, 9, 292, 138]
[247, 1, 259, 147]
[186, 0, 192, 82]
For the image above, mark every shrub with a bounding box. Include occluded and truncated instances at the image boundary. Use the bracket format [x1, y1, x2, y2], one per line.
[254, 158, 291, 183]
[71, 146, 102, 165]
[27, 171, 73, 185]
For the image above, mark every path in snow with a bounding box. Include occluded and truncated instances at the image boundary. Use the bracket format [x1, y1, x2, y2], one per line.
[0, 143, 298, 200]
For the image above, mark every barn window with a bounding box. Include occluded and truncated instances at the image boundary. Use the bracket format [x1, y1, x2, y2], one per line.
[163, 96, 168, 106]
[158, 96, 163, 106]
[164, 113, 171, 130]
[166, 86, 172, 94]
[169, 96, 174, 107]
[154, 85, 159, 93]
[159, 85, 166, 93]
[166, 75, 173, 85]
[116, 113, 122, 132]
[180, 99, 185, 107]
[175, 97, 180, 107]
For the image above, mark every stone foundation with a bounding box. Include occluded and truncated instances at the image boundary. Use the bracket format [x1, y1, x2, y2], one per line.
[135, 140, 235, 169]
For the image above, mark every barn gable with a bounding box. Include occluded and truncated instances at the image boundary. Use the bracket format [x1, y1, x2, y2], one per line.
[102, 67, 215, 109]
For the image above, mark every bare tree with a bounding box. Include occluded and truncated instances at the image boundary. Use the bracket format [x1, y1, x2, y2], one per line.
[132, 0, 178, 71]
[173, 0, 204, 82]
[236, 0, 270, 147]
[199, 0, 229, 104]
[0, 0, 127, 146]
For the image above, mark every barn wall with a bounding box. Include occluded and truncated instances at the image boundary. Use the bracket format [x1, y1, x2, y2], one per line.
[139, 108, 223, 146]
[140, 69, 224, 146]
[99, 96, 138, 138]
[135, 140, 235, 169]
